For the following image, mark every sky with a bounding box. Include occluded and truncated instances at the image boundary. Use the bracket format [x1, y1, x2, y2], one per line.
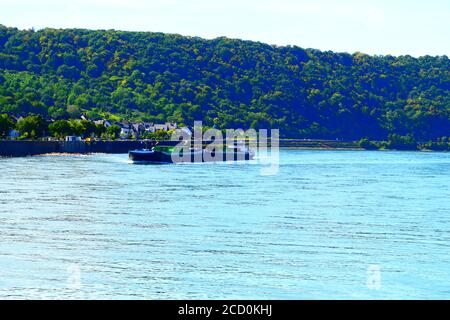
[1, 0, 450, 57]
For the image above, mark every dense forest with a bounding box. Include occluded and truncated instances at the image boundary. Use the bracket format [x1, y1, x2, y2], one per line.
[0, 25, 449, 141]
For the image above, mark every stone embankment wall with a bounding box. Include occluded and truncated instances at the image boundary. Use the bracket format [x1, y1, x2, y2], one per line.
[0, 140, 151, 157]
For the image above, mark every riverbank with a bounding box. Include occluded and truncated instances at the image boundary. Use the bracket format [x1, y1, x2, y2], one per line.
[2, 139, 449, 158]
[0, 140, 152, 157]
[0, 139, 362, 157]
[278, 139, 361, 149]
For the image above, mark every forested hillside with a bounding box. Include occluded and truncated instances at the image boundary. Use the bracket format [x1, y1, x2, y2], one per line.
[0, 25, 449, 140]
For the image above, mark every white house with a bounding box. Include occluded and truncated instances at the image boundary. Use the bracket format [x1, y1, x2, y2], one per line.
[65, 136, 82, 142]
[120, 127, 133, 139]
[131, 123, 145, 138]
[94, 120, 113, 128]
[142, 122, 154, 132]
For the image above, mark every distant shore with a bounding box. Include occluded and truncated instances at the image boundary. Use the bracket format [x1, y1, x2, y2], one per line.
[0, 139, 361, 157]
[2, 139, 449, 158]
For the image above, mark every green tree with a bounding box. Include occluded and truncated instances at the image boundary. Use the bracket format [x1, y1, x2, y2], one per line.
[94, 123, 106, 138]
[48, 120, 72, 138]
[80, 120, 96, 137]
[0, 114, 14, 138]
[106, 124, 121, 140]
[68, 119, 86, 137]
[358, 138, 379, 150]
[48, 106, 67, 119]
[0, 25, 449, 141]
[16, 115, 46, 139]
[153, 129, 169, 141]
[66, 105, 82, 118]
[387, 134, 418, 150]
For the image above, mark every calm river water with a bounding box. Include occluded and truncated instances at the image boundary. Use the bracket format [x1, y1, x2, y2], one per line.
[0, 150, 449, 299]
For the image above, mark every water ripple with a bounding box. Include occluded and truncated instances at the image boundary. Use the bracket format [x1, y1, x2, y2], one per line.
[0, 151, 449, 299]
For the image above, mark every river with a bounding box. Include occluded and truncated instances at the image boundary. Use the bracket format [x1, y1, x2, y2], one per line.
[0, 150, 449, 299]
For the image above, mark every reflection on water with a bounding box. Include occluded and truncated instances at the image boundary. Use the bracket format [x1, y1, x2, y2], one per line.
[0, 150, 449, 299]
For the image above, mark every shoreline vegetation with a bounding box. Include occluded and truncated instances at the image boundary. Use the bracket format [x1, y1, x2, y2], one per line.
[1, 113, 449, 154]
[0, 26, 449, 146]
[357, 136, 450, 152]
[1, 143, 449, 159]
[0, 137, 449, 158]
